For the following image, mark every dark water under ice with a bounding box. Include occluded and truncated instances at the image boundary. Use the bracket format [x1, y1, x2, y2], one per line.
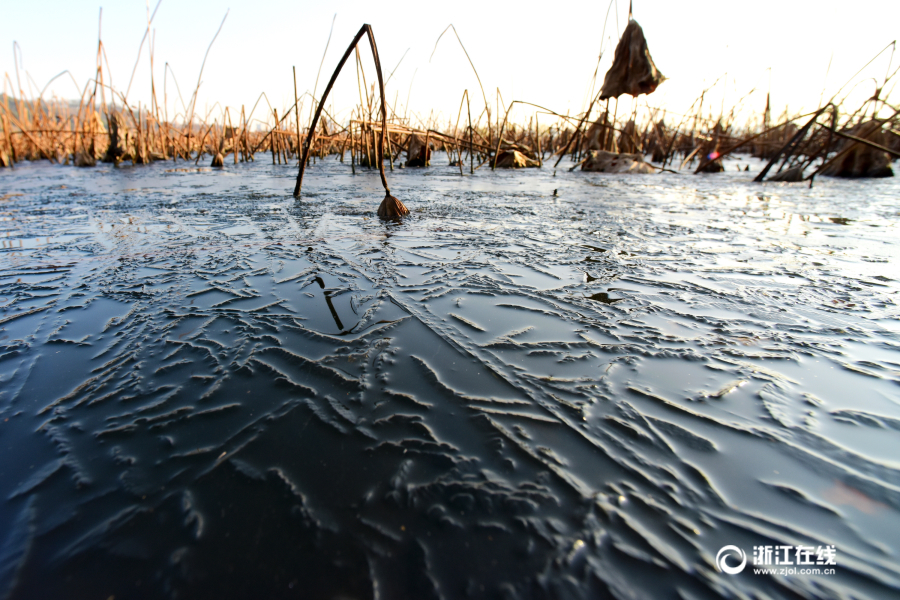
[0, 154, 899, 599]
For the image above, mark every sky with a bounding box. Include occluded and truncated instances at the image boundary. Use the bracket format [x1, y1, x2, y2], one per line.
[1, 0, 898, 128]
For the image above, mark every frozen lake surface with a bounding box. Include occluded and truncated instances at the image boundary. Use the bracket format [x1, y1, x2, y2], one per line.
[1, 155, 899, 599]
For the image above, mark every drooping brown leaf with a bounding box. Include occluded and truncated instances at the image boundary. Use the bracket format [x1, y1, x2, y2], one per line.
[582, 150, 655, 173]
[599, 19, 665, 100]
[494, 149, 539, 168]
[377, 192, 410, 218]
[406, 134, 431, 167]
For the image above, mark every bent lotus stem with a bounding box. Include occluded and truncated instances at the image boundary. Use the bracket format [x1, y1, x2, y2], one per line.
[293, 24, 409, 218]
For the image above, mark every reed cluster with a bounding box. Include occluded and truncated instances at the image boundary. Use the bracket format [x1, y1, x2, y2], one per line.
[3, 90, 896, 183]
[2, 22, 897, 189]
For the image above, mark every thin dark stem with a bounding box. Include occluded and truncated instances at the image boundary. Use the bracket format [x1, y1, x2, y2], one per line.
[294, 24, 391, 198]
[365, 25, 390, 193]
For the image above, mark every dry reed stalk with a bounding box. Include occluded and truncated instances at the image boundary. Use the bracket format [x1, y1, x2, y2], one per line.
[2, 108, 52, 160]
[2, 92, 16, 166]
[809, 108, 899, 181]
[430, 25, 492, 148]
[309, 14, 337, 135]
[466, 91, 474, 174]
[0, 114, 11, 168]
[452, 91, 468, 176]
[754, 105, 832, 182]
[272, 109, 280, 165]
[338, 127, 348, 163]
[552, 96, 601, 168]
[210, 122, 224, 167]
[184, 10, 228, 165]
[826, 127, 900, 158]
[492, 103, 515, 169]
[293, 66, 301, 165]
[362, 123, 372, 168]
[227, 108, 237, 165]
[385, 125, 395, 171]
[294, 25, 407, 217]
[133, 104, 144, 164]
[692, 112, 814, 173]
[355, 49, 371, 125]
[350, 111, 356, 174]
[391, 132, 405, 164]
[239, 105, 249, 162]
[194, 122, 214, 165]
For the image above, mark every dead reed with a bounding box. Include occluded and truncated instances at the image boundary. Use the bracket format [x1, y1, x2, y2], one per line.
[2, 16, 897, 214]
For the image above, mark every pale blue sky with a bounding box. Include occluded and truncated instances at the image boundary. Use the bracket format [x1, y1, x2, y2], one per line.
[2, 0, 897, 127]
